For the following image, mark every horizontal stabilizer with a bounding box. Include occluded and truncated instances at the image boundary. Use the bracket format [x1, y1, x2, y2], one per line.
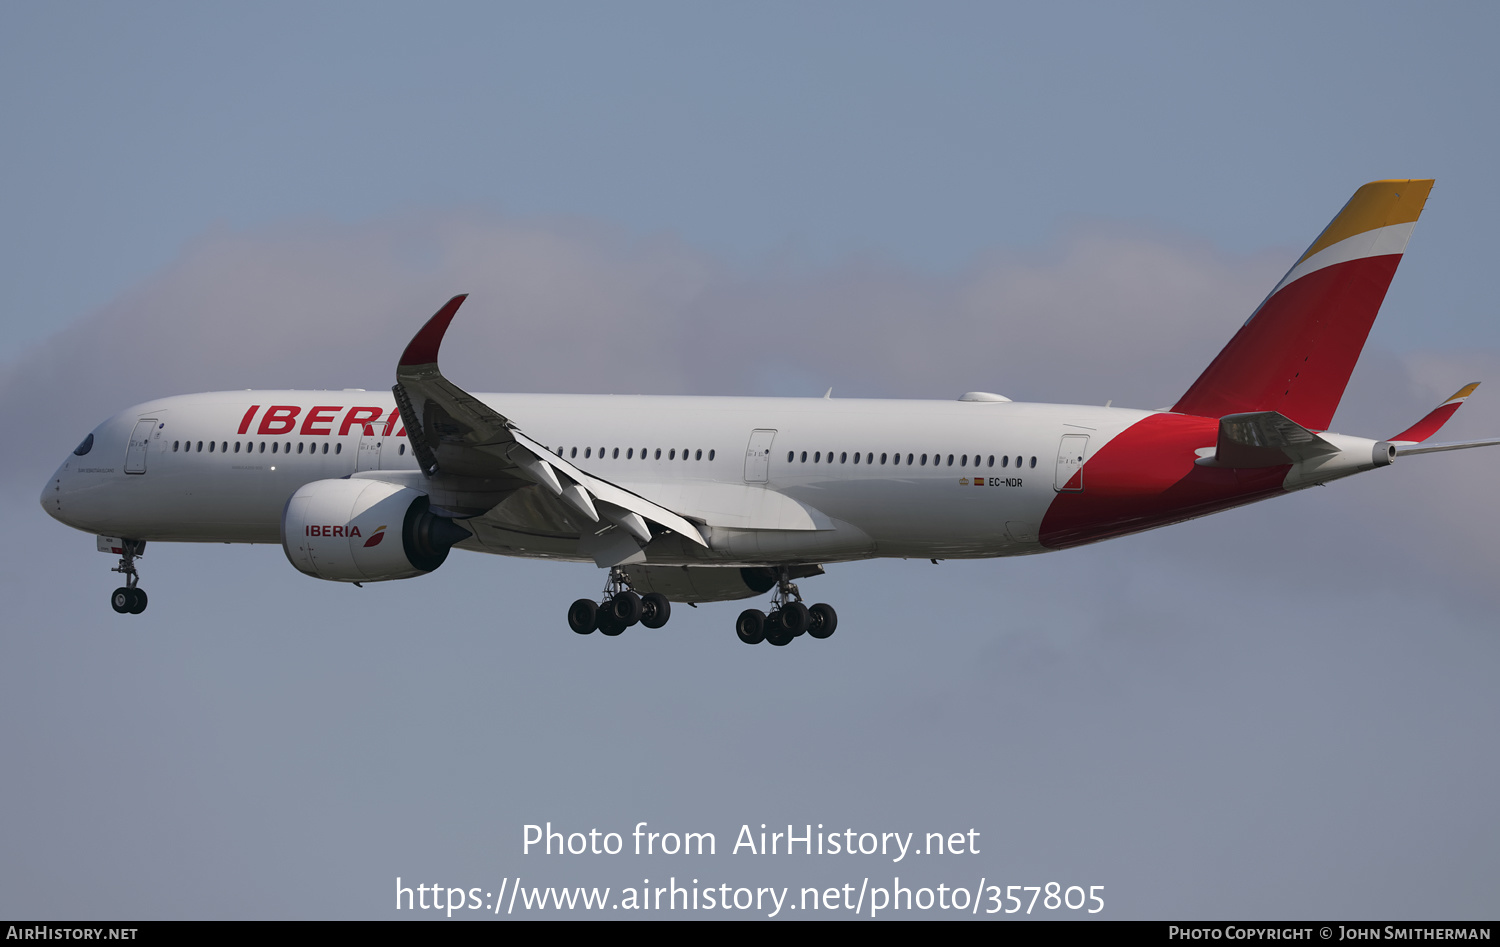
[1390, 383, 1480, 444]
[1208, 411, 1339, 468]
[1393, 438, 1500, 456]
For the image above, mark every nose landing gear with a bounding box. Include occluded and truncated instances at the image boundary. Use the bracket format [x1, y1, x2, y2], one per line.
[108, 540, 148, 615]
[567, 566, 671, 636]
[736, 567, 836, 646]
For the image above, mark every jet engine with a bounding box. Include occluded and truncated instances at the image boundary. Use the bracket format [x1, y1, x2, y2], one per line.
[282, 478, 470, 582]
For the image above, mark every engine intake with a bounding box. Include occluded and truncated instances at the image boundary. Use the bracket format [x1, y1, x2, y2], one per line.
[282, 478, 470, 582]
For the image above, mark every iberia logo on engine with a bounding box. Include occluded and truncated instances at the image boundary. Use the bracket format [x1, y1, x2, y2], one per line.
[306, 525, 362, 537]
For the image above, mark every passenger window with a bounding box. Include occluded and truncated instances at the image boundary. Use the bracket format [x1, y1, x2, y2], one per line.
[920, 454, 928, 466]
[880, 453, 887, 464]
[627, 448, 634, 459]
[297, 443, 303, 454]
[399, 444, 406, 455]
[987, 455, 994, 467]
[570, 447, 578, 458]
[947, 454, 954, 466]
[840, 452, 847, 463]
[613, 448, 620, 459]
[892, 453, 899, 465]
[960, 455, 967, 467]
[173, 441, 179, 452]
[323, 443, 329, 454]
[696, 449, 702, 460]
[334, 443, 340, 454]
[585, 447, 592, 458]
[709, 449, 715, 461]
[1030, 456, 1037, 468]
[208, 441, 215, 453]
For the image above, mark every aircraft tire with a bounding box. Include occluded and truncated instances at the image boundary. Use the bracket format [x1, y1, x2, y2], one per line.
[111, 588, 131, 614]
[779, 602, 810, 636]
[598, 614, 626, 637]
[128, 588, 148, 614]
[568, 599, 598, 634]
[806, 603, 837, 639]
[766, 629, 794, 647]
[735, 608, 766, 645]
[610, 590, 643, 626]
[640, 593, 671, 629]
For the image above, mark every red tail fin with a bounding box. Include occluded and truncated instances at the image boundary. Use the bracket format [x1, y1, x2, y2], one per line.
[1173, 180, 1434, 430]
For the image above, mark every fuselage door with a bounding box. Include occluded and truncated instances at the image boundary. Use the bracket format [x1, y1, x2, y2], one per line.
[358, 435, 383, 471]
[124, 418, 157, 474]
[744, 429, 777, 483]
[1054, 434, 1089, 492]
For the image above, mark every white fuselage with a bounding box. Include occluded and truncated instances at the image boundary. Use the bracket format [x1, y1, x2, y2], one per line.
[44, 390, 1152, 565]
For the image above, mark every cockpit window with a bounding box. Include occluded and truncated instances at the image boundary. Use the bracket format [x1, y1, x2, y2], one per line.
[73, 433, 94, 456]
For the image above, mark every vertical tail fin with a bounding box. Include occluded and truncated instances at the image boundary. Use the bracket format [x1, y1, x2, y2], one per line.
[1173, 179, 1435, 430]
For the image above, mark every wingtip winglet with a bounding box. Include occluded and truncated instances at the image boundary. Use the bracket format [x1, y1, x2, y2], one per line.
[398, 294, 468, 369]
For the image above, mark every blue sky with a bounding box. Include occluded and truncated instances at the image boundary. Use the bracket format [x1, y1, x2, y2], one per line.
[3, 3, 1498, 920]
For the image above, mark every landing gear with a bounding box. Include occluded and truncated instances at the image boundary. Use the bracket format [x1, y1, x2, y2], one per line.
[736, 608, 765, 645]
[567, 599, 597, 634]
[735, 567, 836, 646]
[640, 592, 671, 629]
[567, 568, 673, 636]
[111, 587, 148, 614]
[108, 541, 147, 615]
[806, 602, 837, 639]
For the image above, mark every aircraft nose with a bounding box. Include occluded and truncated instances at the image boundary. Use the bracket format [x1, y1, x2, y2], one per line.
[41, 460, 71, 523]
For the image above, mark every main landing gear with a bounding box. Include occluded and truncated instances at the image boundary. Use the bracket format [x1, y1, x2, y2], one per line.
[109, 540, 148, 615]
[735, 567, 836, 647]
[568, 567, 671, 636]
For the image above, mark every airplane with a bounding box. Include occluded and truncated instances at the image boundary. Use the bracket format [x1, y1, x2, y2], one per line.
[41, 179, 1500, 645]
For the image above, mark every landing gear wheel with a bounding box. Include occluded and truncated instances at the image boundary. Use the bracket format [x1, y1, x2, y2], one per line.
[598, 613, 626, 637]
[640, 592, 671, 629]
[568, 599, 598, 634]
[127, 588, 148, 614]
[766, 629, 794, 647]
[609, 590, 643, 626]
[779, 602, 810, 636]
[736, 608, 766, 645]
[111, 588, 131, 614]
[764, 608, 785, 636]
[806, 603, 838, 639]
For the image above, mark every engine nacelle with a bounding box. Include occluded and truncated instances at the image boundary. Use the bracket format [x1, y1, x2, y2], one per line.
[282, 478, 470, 582]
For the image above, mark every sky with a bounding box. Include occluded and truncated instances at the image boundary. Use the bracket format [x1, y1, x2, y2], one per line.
[2, 2, 1498, 921]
